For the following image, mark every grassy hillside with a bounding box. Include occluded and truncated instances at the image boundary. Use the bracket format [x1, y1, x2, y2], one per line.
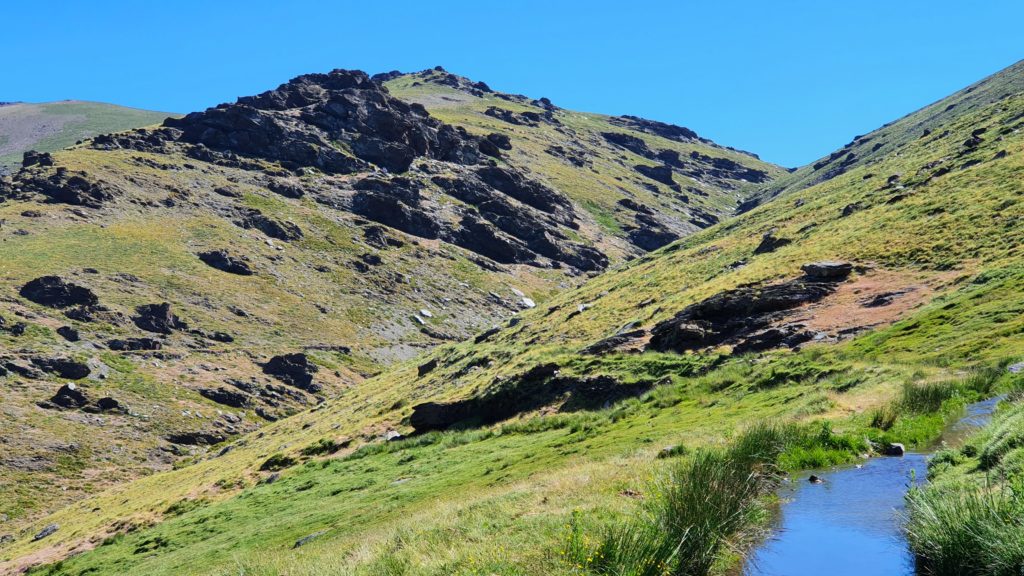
[4, 62, 1023, 574]
[0, 69, 780, 535]
[0, 101, 175, 171]
[743, 59, 1024, 210]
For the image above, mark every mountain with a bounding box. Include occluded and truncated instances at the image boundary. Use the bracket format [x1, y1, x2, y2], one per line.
[0, 68, 781, 538]
[3, 60, 1022, 575]
[0, 101, 175, 173]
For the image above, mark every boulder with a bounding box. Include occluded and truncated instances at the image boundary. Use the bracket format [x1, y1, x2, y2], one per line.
[417, 358, 438, 377]
[32, 524, 59, 542]
[20, 276, 98, 309]
[22, 150, 54, 168]
[133, 303, 187, 334]
[753, 230, 791, 254]
[198, 387, 251, 408]
[32, 357, 91, 380]
[49, 384, 89, 409]
[635, 164, 675, 186]
[198, 250, 254, 275]
[56, 326, 80, 342]
[107, 337, 162, 351]
[263, 353, 321, 393]
[93, 397, 128, 414]
[165, 431, 228, 446]
[800, 261, 853, 281]
[237, 208, 303, 241]
[884, 443, 906, 457]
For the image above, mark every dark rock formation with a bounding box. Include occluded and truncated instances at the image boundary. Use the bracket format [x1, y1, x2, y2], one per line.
[107, 337, 162, 351]
[800, 261, 853, 281]
[48, 384, 89, 409]
[198, 250, 254, 275]
[236, 208, 303, 241]
[32, 524, 59, 542]
[160, 69, 483, 174]
[581, 329, 648, 355]
[263, 353, 321, 394]
[31, 357, 91, 380]
[22, 151, 54, 168]
[483, 107, 556, 127]
[133, 303, 187, 334]
[56, 326, 80, 342]
[91, 397, 128, 414]
[609, 116, 701, 143]
[350, 177, 440, 239]
[362, 225, 404, 249]
[410, 364, 652, 433]
[20, 276, 98, 309]
[165, 431, 228, 446]
[6, 169, 115, 208]
[753, 230, 791, 254]
[417, 358, 438, 377]
[648, 266, 852, 354]
[602, 132, 652, 156]
[635, 164, 675, 186]
[688, 151, 770, 183]
[199, 387, 251, 408]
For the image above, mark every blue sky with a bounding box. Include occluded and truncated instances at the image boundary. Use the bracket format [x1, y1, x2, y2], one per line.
[2, 1, 1021, 167]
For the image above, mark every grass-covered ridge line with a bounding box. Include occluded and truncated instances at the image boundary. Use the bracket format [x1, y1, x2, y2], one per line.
[0, 101, 176, 169]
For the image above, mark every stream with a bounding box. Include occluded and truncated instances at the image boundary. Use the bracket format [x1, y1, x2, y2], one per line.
[742, 396, 1003, 576]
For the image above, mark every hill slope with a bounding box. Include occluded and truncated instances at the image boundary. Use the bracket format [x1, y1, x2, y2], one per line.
[741, 59, 1024, 210]
[0, 69, 780, 532]
[5, 63, 1024, 574]
[0, 101, 174, 173]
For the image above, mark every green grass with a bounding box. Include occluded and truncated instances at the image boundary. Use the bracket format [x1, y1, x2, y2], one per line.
[906, 400, 1024, 575]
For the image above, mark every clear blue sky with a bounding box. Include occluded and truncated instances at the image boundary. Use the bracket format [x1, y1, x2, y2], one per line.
[2, 1, 1021, 167]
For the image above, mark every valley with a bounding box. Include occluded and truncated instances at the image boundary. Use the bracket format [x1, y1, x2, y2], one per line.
[1, 53, 1023, 576]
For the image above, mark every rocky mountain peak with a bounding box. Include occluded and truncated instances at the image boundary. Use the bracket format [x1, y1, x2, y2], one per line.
[157, 68, 486, 174]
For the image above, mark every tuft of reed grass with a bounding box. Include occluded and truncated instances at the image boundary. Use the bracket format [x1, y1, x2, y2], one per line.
[906, 482, 1024, 576]
[567, 424, 791, 576]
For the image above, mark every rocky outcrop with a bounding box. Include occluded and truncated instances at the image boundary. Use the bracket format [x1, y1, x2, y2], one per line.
[635, 164, 675, 186]
[133, 303, 187, 335]
[47, 384, 89, 409]
[198, 387, 251, 408]
[107, 337, 162, 351]
[4, 168, 116, 208]
[410, 364, 652, 433]
[483, 106, 558, 127]
[648, 263, 853, 354]
[198, 250, 254, 275]
[31, 357, 91, 380]
[157, 69, 484, 174]
[609, 115, 701, 143]
[20, 276, 98, 309]
[262, 353, 321, 394]
[235, 208, 303, 241]
[753, 230, 791, 254]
